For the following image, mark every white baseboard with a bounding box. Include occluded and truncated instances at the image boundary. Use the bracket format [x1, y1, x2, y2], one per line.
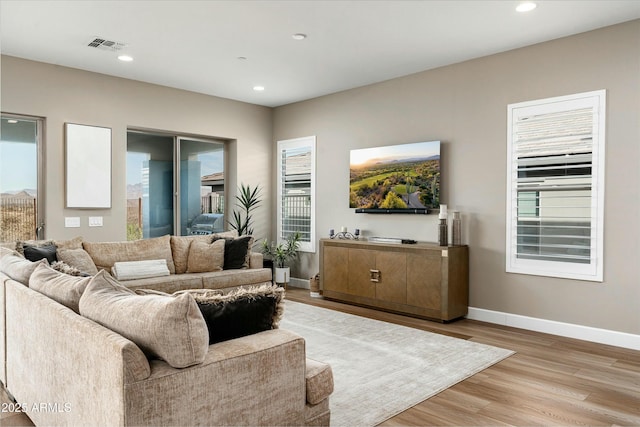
[288, 277, 309, 289]
[467, 307, 640, 351]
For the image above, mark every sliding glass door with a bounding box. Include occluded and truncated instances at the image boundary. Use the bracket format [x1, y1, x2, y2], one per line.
[178, 137, 225, 236]
[126, 130, 225, 240]
[1, 114, 44, 241]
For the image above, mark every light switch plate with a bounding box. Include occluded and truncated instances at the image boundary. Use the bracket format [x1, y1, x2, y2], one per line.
[88, 216, 103, 227]
[65, 217, 81, 228]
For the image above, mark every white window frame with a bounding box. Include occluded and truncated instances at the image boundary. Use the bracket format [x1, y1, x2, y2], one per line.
[506, 90, 606, 282]
[277, 136, 316, 253]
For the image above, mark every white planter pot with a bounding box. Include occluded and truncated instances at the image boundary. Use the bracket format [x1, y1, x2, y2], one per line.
[274, 267, 290, 284]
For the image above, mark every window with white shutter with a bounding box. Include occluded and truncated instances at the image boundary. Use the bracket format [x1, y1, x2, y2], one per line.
[506, 90, 606, 281]
[277, 136, 316, 252]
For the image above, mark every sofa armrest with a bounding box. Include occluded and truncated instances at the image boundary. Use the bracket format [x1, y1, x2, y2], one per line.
[249, 251, 263, 269]
[306, 358, 334, 405]
[5, 280, 151, 426]
[125, 329, 307, 426]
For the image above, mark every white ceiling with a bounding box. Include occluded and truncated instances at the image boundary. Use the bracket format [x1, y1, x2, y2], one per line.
[1, 0, 639, 107]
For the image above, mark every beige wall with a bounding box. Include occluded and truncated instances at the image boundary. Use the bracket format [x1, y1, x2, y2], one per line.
[273, 20, 640, 335]
[2, 21, 638, 336]
[1, 56, 273, 243]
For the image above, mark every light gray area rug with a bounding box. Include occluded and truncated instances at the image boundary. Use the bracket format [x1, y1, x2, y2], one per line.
[280, 300, 514, 427]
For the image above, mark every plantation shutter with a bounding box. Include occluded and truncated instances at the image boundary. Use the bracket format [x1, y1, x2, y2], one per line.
[506, 90, 605, 281]
[277, 137, 316, 252]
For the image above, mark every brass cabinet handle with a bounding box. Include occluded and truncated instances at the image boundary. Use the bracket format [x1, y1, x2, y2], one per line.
[370, 269, 381, 283]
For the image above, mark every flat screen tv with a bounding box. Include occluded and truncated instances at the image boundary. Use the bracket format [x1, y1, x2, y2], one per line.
[350, 140, 440, 214]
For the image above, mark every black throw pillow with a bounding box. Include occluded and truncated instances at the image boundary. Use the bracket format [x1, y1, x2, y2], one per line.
[186, 284, 284, 344]
[214, 235, 252, 269]
[23, 244, 58, 264]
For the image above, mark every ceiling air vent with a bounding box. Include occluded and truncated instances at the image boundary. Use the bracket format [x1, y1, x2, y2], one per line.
[87, 37, 127, 52]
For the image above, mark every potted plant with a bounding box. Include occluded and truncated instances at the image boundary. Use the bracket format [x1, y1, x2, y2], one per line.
[261, 232, 301, 285]
[229, 183, 261, 236]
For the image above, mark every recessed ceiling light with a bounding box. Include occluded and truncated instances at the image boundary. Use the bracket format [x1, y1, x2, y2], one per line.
[516, 2, 537, 12]
[118, 54, 134, 62]
[253, 86, 265, 92]
[292, 33, 307, 40]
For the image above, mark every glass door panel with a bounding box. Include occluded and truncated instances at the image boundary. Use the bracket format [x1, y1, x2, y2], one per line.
[1, 115, 42, 241]
[178, 138, 225, 236]
[126, 132, 174, 239]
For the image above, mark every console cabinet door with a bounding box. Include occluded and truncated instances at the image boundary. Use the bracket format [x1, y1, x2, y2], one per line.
[348, 248, 376, 298]
[375, 251, 407, 304]
[323, 246, 349, 294]
[406, 252, 441, 311]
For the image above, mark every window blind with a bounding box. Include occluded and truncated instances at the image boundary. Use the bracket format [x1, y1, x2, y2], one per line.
[277, 136, 316, 253]
[506, 90, 605, 281]
[280, 146, 312, 243]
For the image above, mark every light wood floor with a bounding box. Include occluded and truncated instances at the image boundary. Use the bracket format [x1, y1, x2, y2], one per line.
[285, 288, 640, 426]
[2, 288, 639, 426]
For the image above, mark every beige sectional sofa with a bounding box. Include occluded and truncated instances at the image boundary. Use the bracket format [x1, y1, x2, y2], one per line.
[0, 236, 334, 426]
[75, 233, 273, 293]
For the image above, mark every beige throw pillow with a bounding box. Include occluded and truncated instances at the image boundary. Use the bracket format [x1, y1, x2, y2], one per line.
[186, 239, 225, 273]
[0, 255, 47, 285]
[53, 236, 84, 250]
[170, 235, 213, 274]
[0, 246, 19, 258]
[57, 248, 99, 275]
[212, 230, 238, 239]
[29, 263, 91, 313]
[79, 271, 209, 368]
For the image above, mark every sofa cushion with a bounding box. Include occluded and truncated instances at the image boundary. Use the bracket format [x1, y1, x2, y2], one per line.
[0, 246, 19, 258]
[305, 358, 335, 405]
[186, 239, 225, 273]
[57, 248, 99, 275]
[112, 259, 170, 281]
[170, 235, 213, 274]
[201, 268, 273, 291]
[212, 230, 239, 239]
[121, 274, 204, 294]
[213, 235, 253, 269]
[83, 235, 176, 274]
[0, 255, 47, 285]
[79, 270, 208, 368]
[52, 236, 84, 250]
[181, 283, 284, 344]
[23, 243, 58, 264]
[29, 263, 92, 313]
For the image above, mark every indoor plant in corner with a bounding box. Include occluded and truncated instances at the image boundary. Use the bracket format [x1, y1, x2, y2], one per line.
[261, 232, 301, 286]
[229, 183, 261, 236]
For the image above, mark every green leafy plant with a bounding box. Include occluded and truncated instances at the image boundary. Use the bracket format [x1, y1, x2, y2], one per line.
[229, 183, 261, 236]
[261, 232, 301, 268]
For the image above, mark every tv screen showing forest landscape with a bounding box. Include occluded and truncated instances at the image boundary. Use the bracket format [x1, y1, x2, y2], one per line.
[349, 140, 440, 212]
